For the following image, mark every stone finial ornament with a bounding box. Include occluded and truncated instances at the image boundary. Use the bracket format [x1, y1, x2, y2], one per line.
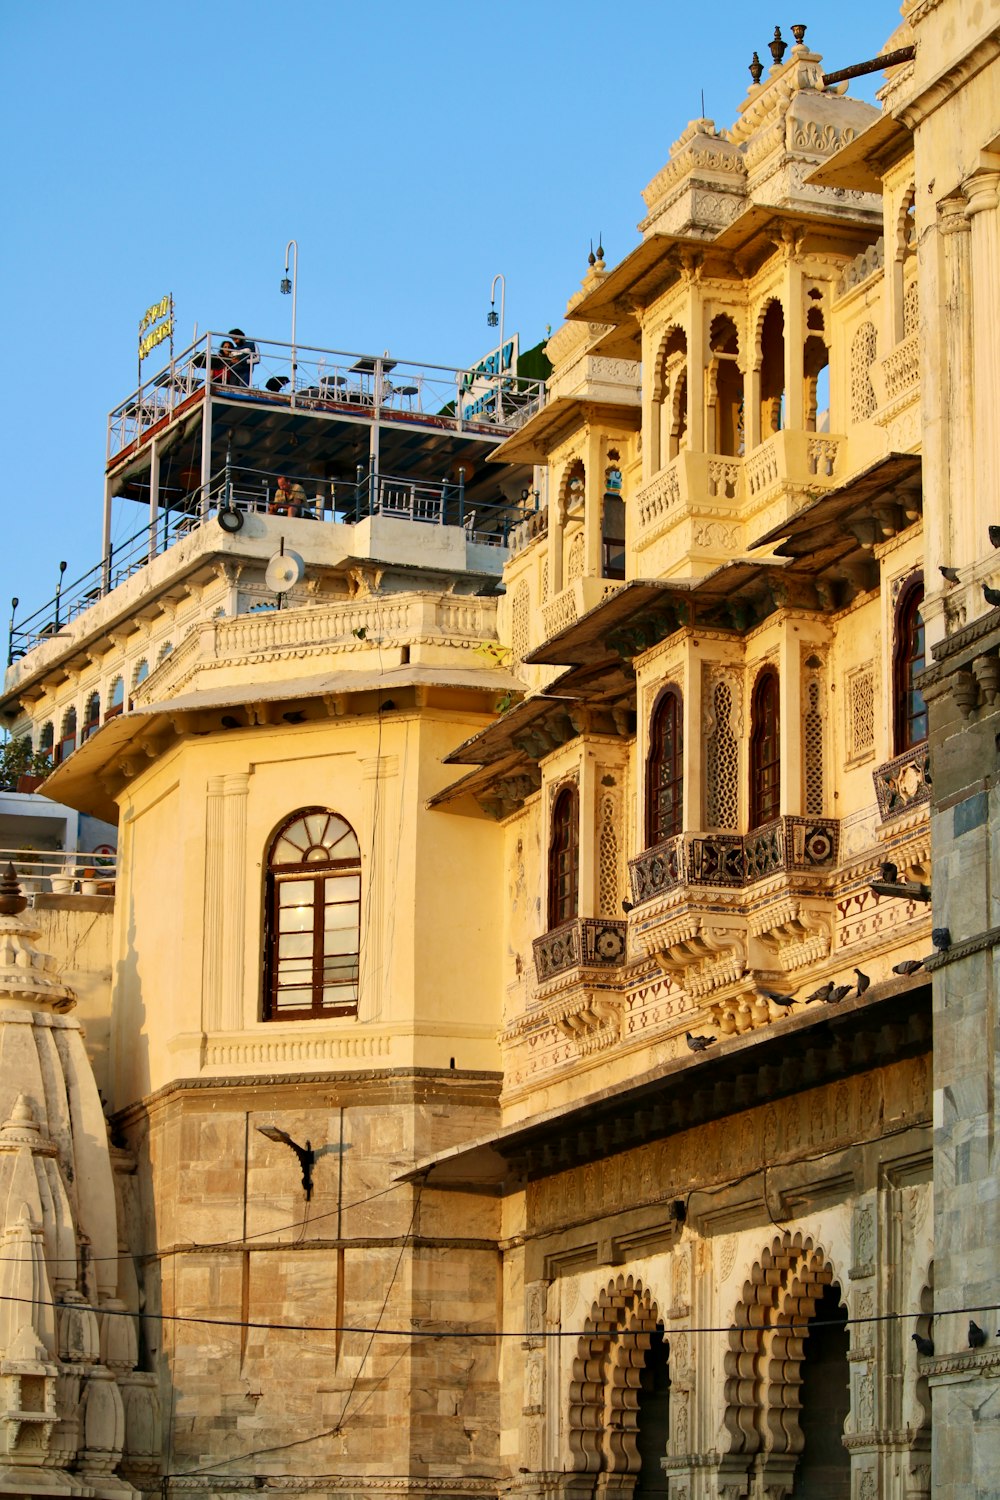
[0, 860, 27, 915]
[790, 23, 807, 44]
[768, 26, 787, 64]
[749, 51, 764, 84]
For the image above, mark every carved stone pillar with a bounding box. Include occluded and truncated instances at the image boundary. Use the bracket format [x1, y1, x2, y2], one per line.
[964, 165, 1000, 564]
[359, 753, 399, 1022]
[201, 775, 226, 1032]
[221, 772, 250, 1030]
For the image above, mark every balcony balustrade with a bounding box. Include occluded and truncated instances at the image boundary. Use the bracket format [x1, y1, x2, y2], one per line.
[532, 917, 628, 982]
[877, 334, 920, 409]
[628, 816, 840, 904]
[540, 577, 623, 642]
[872, 743, 931, 822]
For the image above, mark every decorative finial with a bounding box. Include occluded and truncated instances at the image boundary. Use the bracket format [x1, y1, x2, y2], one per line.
[587, 239, 596, 268]
[749, 51, 764, 83]
[0, 862, 27, 916]
[596, 234, 604, 265]
[768, 26, 787, 64]
[790, 23, 806, 44]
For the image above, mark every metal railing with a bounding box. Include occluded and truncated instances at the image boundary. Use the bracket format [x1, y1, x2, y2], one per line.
[108, 333, 548, 459]
[7, 463, 532, 663]
[1, 847, 117, 895]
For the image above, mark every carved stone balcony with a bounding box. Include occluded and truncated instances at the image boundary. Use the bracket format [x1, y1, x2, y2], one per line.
[533, 917, 628, 982]
[508, 506, 548, 559]
[872, 744, 931, 822]
[875, 334, 920, 412]
[626, 820, 839, 994]
[531, 917, 629, 1054]
[541, 577, 621, 640]
[628, 817, 839, 902]
[634, 434, 845, 564]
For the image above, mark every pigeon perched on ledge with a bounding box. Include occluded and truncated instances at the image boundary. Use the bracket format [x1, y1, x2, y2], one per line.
[893, 958, 924, 976]
[685, 1031, 715, 1052]
[911, 1332, 934, 1357]
[969, 1320, 987, 1349]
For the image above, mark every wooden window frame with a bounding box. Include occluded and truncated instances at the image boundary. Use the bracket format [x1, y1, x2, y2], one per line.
[750, 668, 780, 829]
[646, 688, 684, 847]
[893, 579, 927, 752]
[547, 784, 580, 929]
[263, 808, 361, 1022]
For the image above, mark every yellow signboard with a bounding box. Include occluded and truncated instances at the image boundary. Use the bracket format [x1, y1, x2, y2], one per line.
[138, 294, 173, 360]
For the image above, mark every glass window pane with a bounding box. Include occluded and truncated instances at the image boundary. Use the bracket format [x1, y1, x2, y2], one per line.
[304, 813, 330, 849]
[324, 928, 358, 955]
[279, 881, 313, 907]
[274, 836, 304, 865]
[274, 987, 312, 1010]
[324, 875, 361, 904]
[278, 932, 313, 959]
[279, 903, 313, 933]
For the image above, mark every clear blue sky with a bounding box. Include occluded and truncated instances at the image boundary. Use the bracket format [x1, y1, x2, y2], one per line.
[1, 1, 898, 622]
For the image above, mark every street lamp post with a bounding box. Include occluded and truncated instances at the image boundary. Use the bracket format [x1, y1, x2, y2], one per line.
[489, 273, 505, 422]
[281, 239, 298, 404]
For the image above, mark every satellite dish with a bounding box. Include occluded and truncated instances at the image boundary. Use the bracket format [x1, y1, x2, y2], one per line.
[264, 548, 305, 594]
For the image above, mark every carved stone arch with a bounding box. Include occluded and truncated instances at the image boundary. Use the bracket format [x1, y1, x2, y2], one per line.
[723, 1230, 840, 1463]
[559, 457, 586, 516]
[896, 184, 917, 259]
[752, 295, 784, 367]
[568, 1274, 662, 1476]
[652, 324, 687, 401]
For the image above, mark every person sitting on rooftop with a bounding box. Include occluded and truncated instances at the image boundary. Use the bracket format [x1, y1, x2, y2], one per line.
[270, 476, 307, 517]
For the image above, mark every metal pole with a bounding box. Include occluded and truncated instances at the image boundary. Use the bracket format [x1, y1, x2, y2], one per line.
[54, 562, 67, 631]
[149, 437, 160, 562]
[101, 474, 113, 594]
[200, 341, 214, 522]
[491, 273, 506, 423]
[283, 239, 298, 408]
[7, 598, 18, 668]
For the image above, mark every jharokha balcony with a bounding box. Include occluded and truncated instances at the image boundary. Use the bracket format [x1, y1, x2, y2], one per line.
[626, 817, 841, 1002]
[530, 917, 629, 1055]
[628, 816, 840, 903]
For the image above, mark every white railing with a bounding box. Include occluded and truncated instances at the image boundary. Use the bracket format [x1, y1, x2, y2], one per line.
[636, 460, 682, 530]
[1, 848, 117, 895]
[108, 334, 547, 459]
[881, 335, 920, 405]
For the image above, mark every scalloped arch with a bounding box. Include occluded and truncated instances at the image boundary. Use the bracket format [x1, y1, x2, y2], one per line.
[567, 1274, 663, 1475]
[723, 1230, 842, 1459]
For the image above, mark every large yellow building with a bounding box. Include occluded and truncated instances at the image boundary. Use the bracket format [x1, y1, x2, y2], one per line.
[1, 3, 998, 1497]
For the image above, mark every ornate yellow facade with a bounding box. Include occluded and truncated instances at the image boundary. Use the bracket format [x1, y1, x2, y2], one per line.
[1, 4, 998, 1497]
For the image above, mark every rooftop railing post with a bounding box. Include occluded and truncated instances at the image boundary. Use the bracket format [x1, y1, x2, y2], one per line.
[200, 351, 213, 522]
[455, 372, 464, 432]
[355, 463, 365, 524]
[7, 598, 18, 669]
[458, 467, 466, 528]
[53, 562, 67, 632]
[148, 437, 160, 563]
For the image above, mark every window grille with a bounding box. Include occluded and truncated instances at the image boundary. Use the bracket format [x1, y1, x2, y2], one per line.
[706, 681, 738, 829]
[850, 322, 878, 423]
[847, 667, 875, 760]
[903, 280, 919, 339]
[511, 583, 529, 664]
[567, 531, 585, 582]
[804, 678, 824, 815]
[598, 795, 619, 917]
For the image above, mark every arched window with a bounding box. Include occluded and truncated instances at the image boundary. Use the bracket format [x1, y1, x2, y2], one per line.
[263, 809, 361, 1020]
[548, 784, 579, 928]
[709, 314, 744, 456]
[106, 677, 125, 719]
[81, 692, 101, 742]
[893, 580, 927, 752]
[133, 660, 149, 690]
[646, 689, 683, 847]
[750, 669, 780, 828]
[158, 641, 174, 663]
[759, 302, 785, 436]
[56, 707, 77, 766]
[38, 722, 54, 757]
[601, 493, 626, 580]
